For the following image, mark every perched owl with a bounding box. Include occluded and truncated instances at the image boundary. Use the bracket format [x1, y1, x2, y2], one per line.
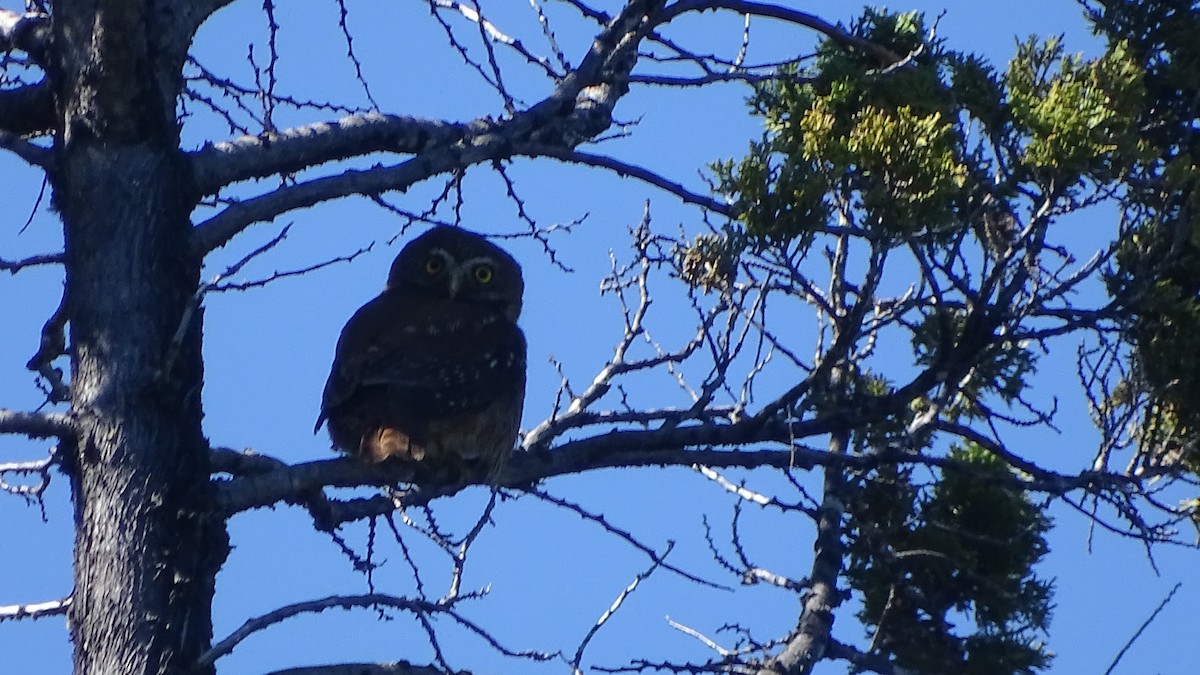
[315, 226, 526, 481]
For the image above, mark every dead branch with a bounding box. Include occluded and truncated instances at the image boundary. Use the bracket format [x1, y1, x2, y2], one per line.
[1104, 581, 1184, 675]
[430, 0, 562, 80]
[188, 113, 468, 197]
[191, 0, 661, 254]
[265, 662, 467, 675]
[572, 544, 673, 674]
[198, 593, 555, 671]
[524, 487, 724, 589]
[0, 448, 56, 504]
[0, 251, 62, 274]
[25, 287, 69, 403]
[0, 8, 50, 63]
[0, 130, 51, 166]
[0, 409, 74, 439]
[530, 145, 733, 217]
[661, 1, 902, 65]
[0, 596, 71, 622]
[0, 82, 54, 137]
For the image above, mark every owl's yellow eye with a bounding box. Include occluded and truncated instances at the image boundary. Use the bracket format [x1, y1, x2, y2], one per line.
[474, 264, 494, 284]
[424, 256, 444, 275]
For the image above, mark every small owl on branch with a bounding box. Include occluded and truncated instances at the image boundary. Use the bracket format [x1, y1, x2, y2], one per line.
[316, 226, 526, 482]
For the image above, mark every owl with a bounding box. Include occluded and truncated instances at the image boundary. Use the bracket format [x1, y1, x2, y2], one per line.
[315, 225, 526, 482]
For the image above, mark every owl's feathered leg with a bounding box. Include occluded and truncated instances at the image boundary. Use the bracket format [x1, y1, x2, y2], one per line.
[362, 427, 427, 463]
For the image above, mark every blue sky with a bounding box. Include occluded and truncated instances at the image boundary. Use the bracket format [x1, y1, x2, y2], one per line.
[1, 1, 1196, 673]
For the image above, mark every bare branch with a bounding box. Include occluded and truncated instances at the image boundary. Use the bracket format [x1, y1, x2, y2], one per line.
[209, 243, 371, 292]
[0, 130, 51, 167]
[0, 596, 71, 622]
[0, 409, 74, 439]
[630, 71, 779, 86]
[525, 487, 723, 589]
[265, 662, 465, 675]
[430, 0, 562, 80]
[199, 593, 555, 670]
[530, 145, 734, 216]
[0, 9, 50, 63]
[1104, 581, 1184, 675]
[695, 464, 812, 515]
[209, 446, 289, 475]
[0, 82, 54, 138]
[0, 448, 57, 504]
[25, 287, 70, 404]
[198, 594, 430, 670]
[188, 113, 469, 197]
[661, 1, 902, 65]
[191, 0, 663, 254]
[824, 639, 906, 675]
[666, 617, 733, 657]
[0, 251, 62, 274]
[573, 543, 673, 673]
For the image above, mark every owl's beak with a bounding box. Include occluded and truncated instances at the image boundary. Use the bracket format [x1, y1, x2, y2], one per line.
[447, 272, 463, 299]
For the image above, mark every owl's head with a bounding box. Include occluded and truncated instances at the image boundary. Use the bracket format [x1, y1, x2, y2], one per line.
[387, 226, 524, 321]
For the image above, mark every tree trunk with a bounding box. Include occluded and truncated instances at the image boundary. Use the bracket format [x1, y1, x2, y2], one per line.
[51, 3, 226, 673]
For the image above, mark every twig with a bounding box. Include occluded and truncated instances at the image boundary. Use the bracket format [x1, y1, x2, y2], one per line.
[522, 486, 727, 590]
[695, 464, 812, 515]
[1104, 582, 1183, 675]
[431, 0, 561, 79]
[572, 543, 673, 673]
[198, 593, 555, 670]
[666, 617, 732, 657]
[660, 1, 902, 65]
[208, 242, 372, 292]
[529, 146, 733, 217]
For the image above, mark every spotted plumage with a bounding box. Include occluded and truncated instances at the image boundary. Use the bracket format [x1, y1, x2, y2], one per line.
[316, 226, 526, 481]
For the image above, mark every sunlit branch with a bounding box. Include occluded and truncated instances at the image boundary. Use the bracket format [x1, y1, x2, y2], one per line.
[190, 141, 501, 255]
[214, 410, 1151, 526]
[430, 0, 562, 79]
[523, 215, 718, 448]
[188, 113, 468, 197]
[695, 464, 813, 515]
[572, 543, 673, 674]
[0, 596, 71, 622]
[192, 1, 659, 255]
[0, 448, 56, 503]
[0, 409, 73, 439]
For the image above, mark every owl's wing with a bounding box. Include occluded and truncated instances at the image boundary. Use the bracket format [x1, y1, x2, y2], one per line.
[317, 292, 526, 429]
[359, 324, 525, 416]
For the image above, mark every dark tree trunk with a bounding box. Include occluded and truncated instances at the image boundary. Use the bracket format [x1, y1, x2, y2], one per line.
[50, 2, 226, 673]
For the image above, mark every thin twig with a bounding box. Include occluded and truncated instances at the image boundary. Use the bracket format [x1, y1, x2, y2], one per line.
[572, 543, 673, 673]
[1104, 582, 1183, 675]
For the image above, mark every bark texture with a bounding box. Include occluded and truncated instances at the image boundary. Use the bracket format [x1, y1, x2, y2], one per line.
[51, 2, 226, 673]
